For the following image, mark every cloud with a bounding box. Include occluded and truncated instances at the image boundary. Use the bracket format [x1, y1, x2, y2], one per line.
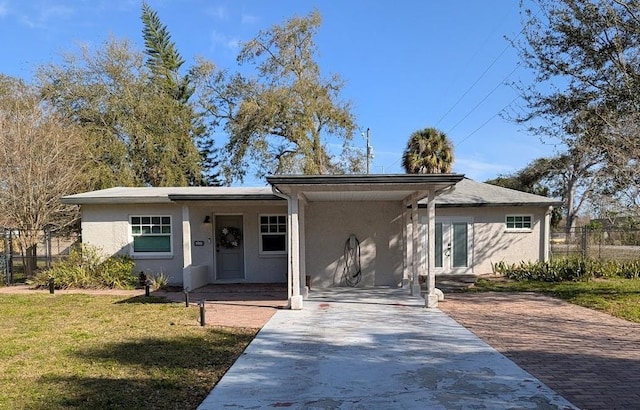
[453, 157, 512, 182]
[210, 30, 240, 51]
[18, 2, 74, 28]
[206, 5, 228, 20]
[241, 12, 259, 25]
[0, 2, 7, 18]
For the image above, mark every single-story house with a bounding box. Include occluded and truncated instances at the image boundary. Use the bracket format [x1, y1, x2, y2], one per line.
[62, 174, 561, 309]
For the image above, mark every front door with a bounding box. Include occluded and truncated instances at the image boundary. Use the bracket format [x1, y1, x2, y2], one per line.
[435, 219, 472, 274]
[215, 215, 245, 281]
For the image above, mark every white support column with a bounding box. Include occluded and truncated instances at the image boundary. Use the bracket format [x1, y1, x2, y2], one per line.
[402, 203, 411, 289]
[425, 188, 438, 308]
[288, 191, 303, 310]
[543, 206, 552, 261]
[181, 205, 192, 292]
[299, 195, 308, 298]
[411, 195, 421, 297]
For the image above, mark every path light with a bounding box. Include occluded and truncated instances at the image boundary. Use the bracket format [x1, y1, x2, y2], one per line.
[198, 300, 206, 326]
[48, 277, 54, 294]
[184, 288, 189, 307]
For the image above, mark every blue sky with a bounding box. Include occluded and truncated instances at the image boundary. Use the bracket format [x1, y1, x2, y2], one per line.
[0, 0, 562, 185]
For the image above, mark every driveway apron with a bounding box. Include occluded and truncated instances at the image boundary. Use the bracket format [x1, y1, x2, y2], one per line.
[198, 288, 576, 409]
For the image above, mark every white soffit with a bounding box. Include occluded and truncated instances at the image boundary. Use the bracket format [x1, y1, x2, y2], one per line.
[303, 190, 416, 202]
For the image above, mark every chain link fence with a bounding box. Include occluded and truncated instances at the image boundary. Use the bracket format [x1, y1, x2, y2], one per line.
[1, 229, 80, 285]
[551, 227, 640, 261]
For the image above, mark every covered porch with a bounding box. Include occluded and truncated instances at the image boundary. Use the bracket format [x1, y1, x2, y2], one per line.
[267, 174, 464, 310]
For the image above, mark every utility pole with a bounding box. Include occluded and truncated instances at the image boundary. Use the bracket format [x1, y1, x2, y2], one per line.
[366, 128, 371, 174]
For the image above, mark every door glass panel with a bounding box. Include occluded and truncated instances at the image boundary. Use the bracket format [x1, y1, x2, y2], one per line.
[435, 223, 443, 268]
[452, 223, 468, 267]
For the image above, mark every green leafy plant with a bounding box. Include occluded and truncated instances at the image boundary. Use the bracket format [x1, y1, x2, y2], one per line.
[149, 272, 170, 290]
[31, 244, 136, 289]
[494, 256, 640, 283]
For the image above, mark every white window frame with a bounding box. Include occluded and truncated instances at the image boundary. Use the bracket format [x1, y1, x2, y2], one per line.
[129, 215, 173, 257]
[505, 214, 533, 232]
[258, 214, 287, 255]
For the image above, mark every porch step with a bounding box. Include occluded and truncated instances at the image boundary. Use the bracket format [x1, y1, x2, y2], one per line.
[435, 274, 477, 292]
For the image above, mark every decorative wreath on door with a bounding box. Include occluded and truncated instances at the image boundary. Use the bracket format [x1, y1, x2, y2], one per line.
[219, 227, 242, 248]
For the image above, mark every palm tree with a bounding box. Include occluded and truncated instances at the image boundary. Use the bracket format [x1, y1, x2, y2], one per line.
[402, 127, 454, 174]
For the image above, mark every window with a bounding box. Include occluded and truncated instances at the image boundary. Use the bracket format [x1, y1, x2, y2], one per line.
[259, 215, 287, 254]
[130, 216, 172, 255]
[506, 215, 532, 231]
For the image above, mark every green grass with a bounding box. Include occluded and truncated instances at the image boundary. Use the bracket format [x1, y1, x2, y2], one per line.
[0, 294, 256, 410]
[473, 277, 640, 323]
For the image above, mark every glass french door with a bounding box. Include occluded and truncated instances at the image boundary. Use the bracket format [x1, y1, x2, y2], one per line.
[435, 219, 472, 274]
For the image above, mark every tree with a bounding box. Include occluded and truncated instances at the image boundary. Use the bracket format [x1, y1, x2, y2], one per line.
[486, 148, 601, 232]
[0, 75, 90, 274]
[37, 37, 206, 188]
[513, 0, 640, 216]
[141, 1, 190, 102]
[194, 11, 362, 184]
[401, 127, 454, 174]
[140, 2, 220, 185]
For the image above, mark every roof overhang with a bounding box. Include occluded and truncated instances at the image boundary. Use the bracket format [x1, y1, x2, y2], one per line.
[433, 201, 563, 208]
[267, 174, 465, 202]
[61, 187, 282, 205]
[167, 194, 283, 202]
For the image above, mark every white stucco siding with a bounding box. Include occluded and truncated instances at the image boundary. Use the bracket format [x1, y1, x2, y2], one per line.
[304, 201, 404, 288]
[187, 203, 288, 283]
[81, 201, 288, 286]
[436, 206, 548, 274]
[81, 203, 185, 284]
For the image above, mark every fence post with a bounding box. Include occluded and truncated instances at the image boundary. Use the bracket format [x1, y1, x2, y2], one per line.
[45, 229, 52, 269]
[581, 226, 589, 259]
[6, 229, 12, 285]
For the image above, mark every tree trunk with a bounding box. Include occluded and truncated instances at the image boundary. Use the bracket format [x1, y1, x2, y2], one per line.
[23, 244, 37, 277]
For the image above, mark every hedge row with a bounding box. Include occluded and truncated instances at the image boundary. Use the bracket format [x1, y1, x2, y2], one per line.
[492, 257, 640, 282]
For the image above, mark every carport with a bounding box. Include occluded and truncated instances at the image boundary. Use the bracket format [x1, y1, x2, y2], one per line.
[267, 174, 464, 310]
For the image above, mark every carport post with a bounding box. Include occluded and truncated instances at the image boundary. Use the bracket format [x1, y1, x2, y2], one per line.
[425, 188, 438, 308]
[288, 191, 303, 310]
[411, 195, 421, 297]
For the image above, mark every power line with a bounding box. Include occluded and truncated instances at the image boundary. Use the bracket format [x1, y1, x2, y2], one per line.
[446, 62, 522, 135]
[454, 95, 520, 147]
[434, 42, 512, 128]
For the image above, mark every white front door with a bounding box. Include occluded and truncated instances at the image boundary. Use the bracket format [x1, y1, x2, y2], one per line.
[215, 215, 245, 281]
[435, 219, 473, 274]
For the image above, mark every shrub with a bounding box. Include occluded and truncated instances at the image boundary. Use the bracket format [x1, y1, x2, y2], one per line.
[31, 245, 136, 289]
[494, 256, 640, 282]
[149, 272, 170, 290]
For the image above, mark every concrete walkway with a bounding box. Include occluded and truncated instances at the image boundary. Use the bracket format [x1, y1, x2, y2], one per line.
[198, 288, 576, 409]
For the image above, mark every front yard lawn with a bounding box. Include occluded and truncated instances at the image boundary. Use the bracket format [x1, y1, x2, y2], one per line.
[473, 277, 640, 323]
[0, 293, 256, 410]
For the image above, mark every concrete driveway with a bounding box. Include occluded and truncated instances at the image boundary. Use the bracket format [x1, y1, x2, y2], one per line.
[198, 287, 576, 409]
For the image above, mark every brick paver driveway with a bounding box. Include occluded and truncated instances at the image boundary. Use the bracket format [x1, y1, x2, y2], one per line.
[439, 292, 640, 410]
